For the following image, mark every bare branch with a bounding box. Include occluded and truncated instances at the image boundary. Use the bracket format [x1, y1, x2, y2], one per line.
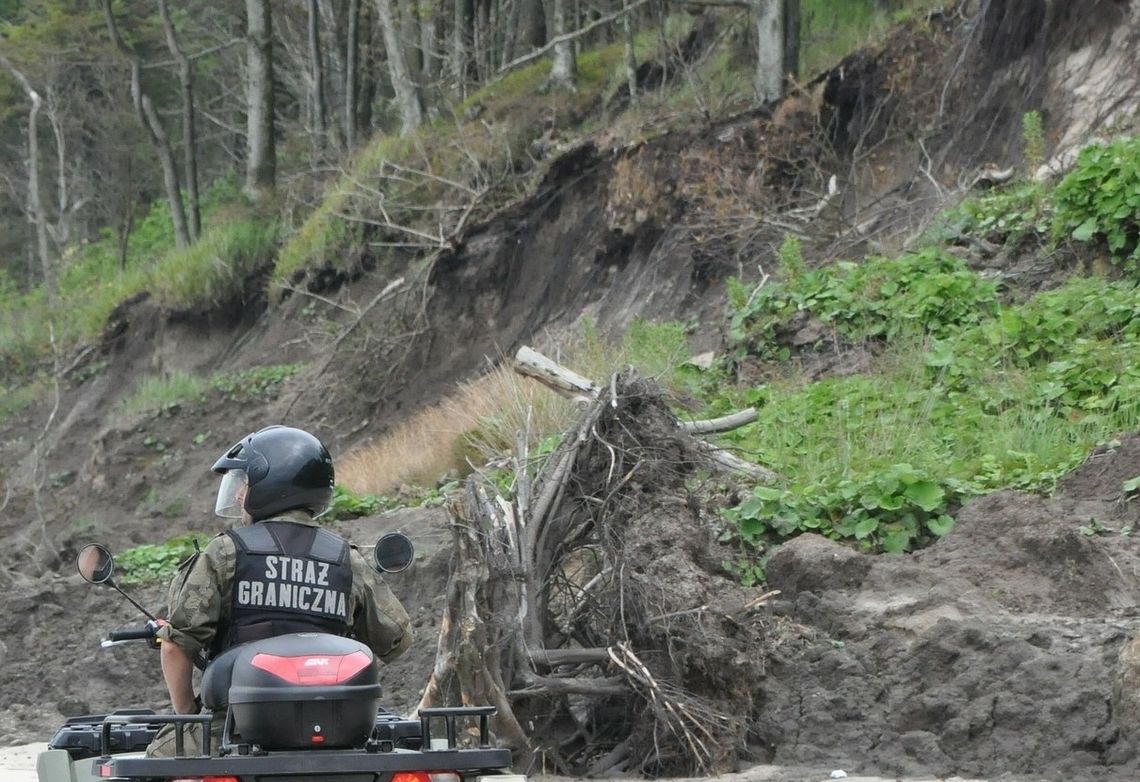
[499, 0, 654, 73]
[680, 408, 758, 434]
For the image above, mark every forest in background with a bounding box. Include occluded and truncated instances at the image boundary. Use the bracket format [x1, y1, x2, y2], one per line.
[0, 0, 925, 301]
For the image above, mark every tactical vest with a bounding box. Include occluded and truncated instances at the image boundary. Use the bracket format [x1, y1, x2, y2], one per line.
[215, 520, 354, 656]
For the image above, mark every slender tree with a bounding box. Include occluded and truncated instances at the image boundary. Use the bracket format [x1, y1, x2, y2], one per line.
[157, 0, 201, 240]
[451, 0, 473, 94]
[752, 0, 784, 102]
[101, 0, 192, 250]
[622, 0, 637, 106]
[245, 0, 277, 199]
[307, 0, 328, 144]
[344, 0, 360, 148]
[0, 55, 54, 302]
[375, 0, 423, 134]
[549, 0, 578, 90]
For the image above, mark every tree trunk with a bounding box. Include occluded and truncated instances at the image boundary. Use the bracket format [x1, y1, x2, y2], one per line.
[358, 5, 377, 131]
[783, 0, 800, 85]
[345, 0, 360, 149]
[157, 0, 201, 241]
[622, 0, 637, 106]
[517, 0, 545, 53]
[451, 0, 472, 96]
[245, 0, 277, 200]
[0, 56, 54, 303]
[420, 0, 440, 83]
[45, 91, 72, 252]
[375, 0, 423, 135]
[752, 0, 783, 102]
[307, 0, 328, 144]
[101, 0, 192, 250]
[548, 0, 577, 90]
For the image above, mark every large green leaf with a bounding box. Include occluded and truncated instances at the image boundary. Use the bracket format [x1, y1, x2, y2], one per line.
[904, 480, 945, 512]
[1071, 218, 1099, 242]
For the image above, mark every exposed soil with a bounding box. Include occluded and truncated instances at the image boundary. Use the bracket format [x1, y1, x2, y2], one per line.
[3, 2, 1140, 781]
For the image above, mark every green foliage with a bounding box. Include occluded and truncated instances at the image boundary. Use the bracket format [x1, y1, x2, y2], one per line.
[325, 484, 447, 521]
[1022, 111, 1046, 175]
[0, 378, 43, 423]
[932, 182, 1050, 249]
[777, 234, 806, 280]
[211, 363, 304, 402]
[622, 318, 691, 385]
[799, 0, 944, 76]
[117, 534, 208, 586]
[0, 182, 265, 380]
[727, 248, 999, 361]
[120, 363, 303, 417]
[716, 271, 1140, 574]
[120, 371, 209, 417]
[1053, 136, 1140, 268]
[151, 216, 282, 309]
[725, 463, 957, 554]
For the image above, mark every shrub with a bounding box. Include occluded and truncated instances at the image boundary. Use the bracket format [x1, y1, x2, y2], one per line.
[120, 364, 303, 418]
[117, 534, 209, 586]
[1054, 136, 1140, 269]
[728, 248, 999, 361]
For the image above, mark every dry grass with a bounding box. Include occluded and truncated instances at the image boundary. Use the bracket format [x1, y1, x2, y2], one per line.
[337, 321, 689, 496]
[336, 359, 582, 496]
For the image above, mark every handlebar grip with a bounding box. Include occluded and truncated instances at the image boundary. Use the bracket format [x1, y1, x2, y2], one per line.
[108, 626, 156, 642]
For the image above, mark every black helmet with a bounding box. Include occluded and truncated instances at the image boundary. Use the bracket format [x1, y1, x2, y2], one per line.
[212, 425, 334, 521]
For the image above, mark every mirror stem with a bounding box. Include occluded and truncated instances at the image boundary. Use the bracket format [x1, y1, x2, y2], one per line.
[110, 579, 158, 621]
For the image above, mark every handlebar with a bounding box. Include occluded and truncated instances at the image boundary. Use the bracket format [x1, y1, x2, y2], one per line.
[102, 621, 160, 647]
[108, 626, 156, 642]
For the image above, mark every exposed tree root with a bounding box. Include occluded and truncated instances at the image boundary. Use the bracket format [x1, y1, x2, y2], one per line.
[419, 349, 775, 774]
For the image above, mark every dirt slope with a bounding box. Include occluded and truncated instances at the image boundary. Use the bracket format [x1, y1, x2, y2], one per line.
[760, 436, 1140, 780]
[2, 1, 1140, 781]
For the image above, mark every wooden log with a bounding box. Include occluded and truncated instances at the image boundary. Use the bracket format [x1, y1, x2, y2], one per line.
[680, 408, 758, 434]
[527, 647, 614, 666]
[699, 442, 777, 481]
[514, 346, 599, 401]
[513, 672, 628, 696]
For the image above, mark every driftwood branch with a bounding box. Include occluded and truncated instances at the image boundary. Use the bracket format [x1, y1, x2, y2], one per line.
[699, 441, 777, 481]
[681, 408, 757, 434]
[514, 346, 600, 400]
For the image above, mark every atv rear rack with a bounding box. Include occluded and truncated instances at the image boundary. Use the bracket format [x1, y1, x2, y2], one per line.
[98, 706, 513, 780]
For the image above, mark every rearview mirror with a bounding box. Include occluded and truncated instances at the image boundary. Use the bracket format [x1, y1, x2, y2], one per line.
[77, 543, 115, 584]
[373, 532, 415, 573]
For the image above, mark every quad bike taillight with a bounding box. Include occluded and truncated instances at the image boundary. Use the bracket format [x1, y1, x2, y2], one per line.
[391, 772, 461, 782]
[249, 650, 373, 685]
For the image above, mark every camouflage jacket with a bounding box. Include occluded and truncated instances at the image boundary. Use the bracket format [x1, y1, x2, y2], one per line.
[155, 510, 412, 664]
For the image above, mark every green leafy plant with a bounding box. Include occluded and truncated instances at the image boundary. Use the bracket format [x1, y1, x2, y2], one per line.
[1022, 111, 1046, 175]
[120, 364, 304, 418]
[724, 463, 959, 556]
[933, 182, 1050, 249]
[1053, 136, 1140, 268]
[727, 248, 999, 361]
[777, 234, 806, 280]
[324, 484, 447, 521]
[212, 364, 303, 402]
[117, 534, 209, 586]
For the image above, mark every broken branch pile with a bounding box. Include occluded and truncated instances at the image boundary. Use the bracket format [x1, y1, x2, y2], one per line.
[417, 349, 775, 775]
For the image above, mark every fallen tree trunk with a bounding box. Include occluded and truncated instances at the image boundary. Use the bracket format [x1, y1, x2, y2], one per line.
[419, 350, 777, 774]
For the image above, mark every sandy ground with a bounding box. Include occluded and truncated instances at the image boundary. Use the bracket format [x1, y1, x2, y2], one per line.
[2, 743, 44, 782]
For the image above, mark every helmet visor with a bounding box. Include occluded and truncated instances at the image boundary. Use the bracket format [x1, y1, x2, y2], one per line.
[215, 470, 249, 519]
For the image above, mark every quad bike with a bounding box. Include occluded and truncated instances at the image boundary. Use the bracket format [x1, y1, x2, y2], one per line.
[37, 536, 523, 782]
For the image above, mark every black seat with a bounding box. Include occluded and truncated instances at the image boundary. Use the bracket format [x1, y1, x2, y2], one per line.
[201, 645, 244, 711]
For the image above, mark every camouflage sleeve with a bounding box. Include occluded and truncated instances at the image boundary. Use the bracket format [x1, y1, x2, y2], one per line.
[155, 534, 235, 660]
[350, 548, 413, 663]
